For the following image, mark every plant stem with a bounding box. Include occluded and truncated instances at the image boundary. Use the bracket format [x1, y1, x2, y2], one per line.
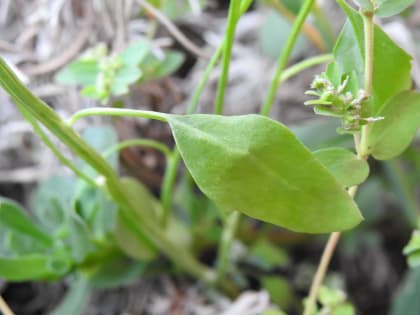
[67, 108, 168, 126]
[214, 0, 241, 115]
[303, 9, 375, 315]
[311, 1, 335, 50]
[0, 296, 14, 315]
[264, 0, 326, 52]
[359, 11, 374, 158]
[160, 153, 181, 225]
[19, 105, 98, 188]
[216, 211, 241, 281]
[303, 231, 341, 315]
[279, 54, 333, 84]
[102, 138, 172, 159]
[261, 0, 316, 116]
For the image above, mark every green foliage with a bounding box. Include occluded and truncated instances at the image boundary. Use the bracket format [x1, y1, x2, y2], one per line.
[403, 225, 420, 268]
[352, 0, 416, 17]
[333, 0, 412, 115]
[306, 286, 355, 315]
[367, 91, 420, 160]
[167, 114, 362, 233]
[313, 148, 369, 187]
[56, 41, 184, 103]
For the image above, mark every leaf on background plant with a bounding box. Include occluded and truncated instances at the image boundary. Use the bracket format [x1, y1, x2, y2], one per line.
[292, 119, 353, 151]
[261, 310, 287, 315]
[403, 230, 420, 268]
[375, 0, 416, 17]
[67, 212, 96, 263]
[0, 198, 53, 247]
[259, 10, 306, 59]
[32, 176, 76, 232]
[141, 50, 185, 81]
[115, 178, 158, 260]
[261, 276, 293, 309]
[0, 254, 69, 281]
[168, 114, 363, 233]
[313, 147, 369, 187]
[160, 0, 206, 19]
[367, 91, 420, 160]
[391, 267, 420, 315]
[55, 60, 99, 86]
[334, 0, 412, 115]
[50, 276, 91, 315]
[249, 239, 289, 270]
[88, 259, 147, 289]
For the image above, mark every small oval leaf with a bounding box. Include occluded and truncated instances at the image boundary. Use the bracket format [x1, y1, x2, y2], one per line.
[168, 114, 363, 233]
[376, 0, 416, 17]
[367, 91, 420, 160]
[313, 148, 369, 187]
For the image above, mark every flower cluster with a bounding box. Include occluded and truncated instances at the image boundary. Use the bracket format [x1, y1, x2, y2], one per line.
[305, 74, 382, 134]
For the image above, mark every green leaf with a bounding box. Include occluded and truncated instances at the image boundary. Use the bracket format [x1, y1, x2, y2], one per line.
[335, 0, 412, 114]
[376, 0, 416, 17]
[141, 50, 185, 81]
[67, 212, 96, 263]
[167, 114, 363, 233]
[115, 178, 158, 260]
[391, 267, 420, 315]
[55, 60, 99, 86]
[0, 198, 53, 247]
[261, 276, 293, 308]
[367, 91, 420, 160]
[88, 259, 147, 289]
[332, 304, 356, 315]
[50, 276, 91, 315]
[0, 254, 69, 281]
[33, 176, 76, 231]
[249, 239, 289, 270]
[119, 41, 151, 66]
[313, 148, 369, 187]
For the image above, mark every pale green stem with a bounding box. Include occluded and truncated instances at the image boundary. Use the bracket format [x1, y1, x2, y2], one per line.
[261, 0, 316, 116]
[18, 105, 98, 188]
[280, 54, 333, 84]
[67, 108, 168, 126]
[214, 0, 241, 115]
[103, 138, 172, 159]
[303, 8, 375, 315]
[216, 211, 241, 281]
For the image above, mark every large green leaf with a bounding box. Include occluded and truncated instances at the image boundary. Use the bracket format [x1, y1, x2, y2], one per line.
[376, 0, 416, 17]
[0, 198, 53, 247]
[367, 91, 420, 160]
[313, 148, 369, 187]
[167, 114, 363, 233]
[334, 0, 412, 114]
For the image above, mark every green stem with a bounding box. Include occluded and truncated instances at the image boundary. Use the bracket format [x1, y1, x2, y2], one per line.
[303, 9, 376, 315]
[160, 153, 181, 225]
[68, 108, 168, 126]
[261, 0, 316, 116]
[103, 138, 172, 159]
[359, 11, 374, 158]
[280, 54, 333, 84]
[18, 105, 98, 188]
[216, 211, 241, 281]
[214, 0, 241, 114]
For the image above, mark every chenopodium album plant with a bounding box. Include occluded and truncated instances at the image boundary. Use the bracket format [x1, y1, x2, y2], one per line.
[0, 0, 419, 314]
